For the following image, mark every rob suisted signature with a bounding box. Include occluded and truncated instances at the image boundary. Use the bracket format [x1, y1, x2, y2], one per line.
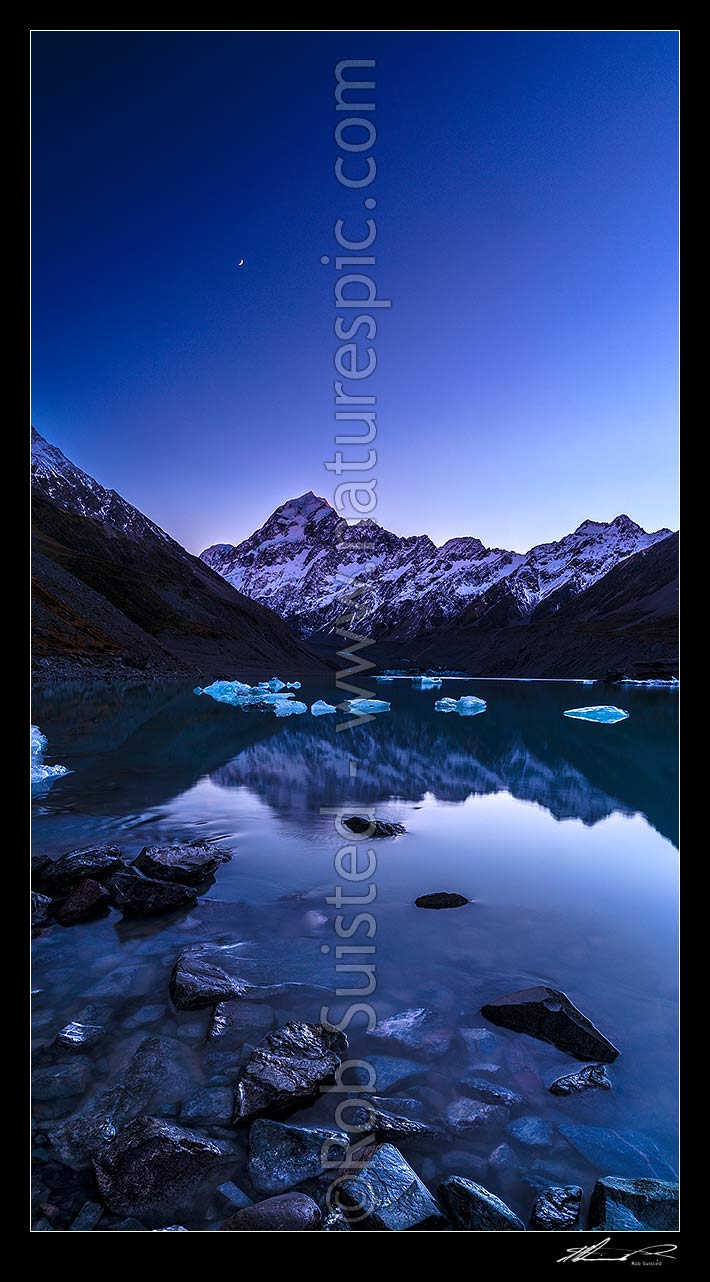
[557, 1238, 677, 1264]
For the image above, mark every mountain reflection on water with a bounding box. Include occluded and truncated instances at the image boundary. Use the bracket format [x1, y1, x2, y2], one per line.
[33, 678, 678, 846]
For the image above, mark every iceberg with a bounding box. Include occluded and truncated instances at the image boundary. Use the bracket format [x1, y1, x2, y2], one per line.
[374, 675, 395, 682]
[434, 695, 487, 717]
[273, 700, 308, 717]
[266, 677, 286, 691]
[619, 677, 678, 689]
[311, 699, 338, 716]
[285, 681, 302, 689]
[412, 676, 443, 689]
[197, 680, 253, 704]
[31, 725, 70, 789]
[563, 706, 630, 725]
[346, 698, 391, 714]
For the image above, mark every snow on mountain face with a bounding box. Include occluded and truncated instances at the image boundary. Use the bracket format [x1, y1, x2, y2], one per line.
[201, 495, 672, 641]
[31, 427, 177, 549]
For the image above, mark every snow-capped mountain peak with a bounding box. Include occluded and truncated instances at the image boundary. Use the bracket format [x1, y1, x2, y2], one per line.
[201, 496, 673, 641]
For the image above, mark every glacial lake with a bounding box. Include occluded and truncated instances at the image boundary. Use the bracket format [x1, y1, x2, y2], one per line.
[31, 677, 679, 1229]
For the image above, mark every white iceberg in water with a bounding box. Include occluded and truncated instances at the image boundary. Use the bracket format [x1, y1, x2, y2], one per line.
[347, 698, 391, 714]
[619, 677, 678, 689]
[31, 725, 70, 788]
[286, 681, 302, 689]
[563, 705, 630, 724]
[311, 699, 338, 716]
[197, 680, 253, 703]
[412, 675, 443, 688]
[435, 695, 487, 717]
[273, 700, 308, 717]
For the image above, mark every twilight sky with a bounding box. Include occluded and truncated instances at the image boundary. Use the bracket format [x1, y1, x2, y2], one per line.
[31, 30, 678, 554]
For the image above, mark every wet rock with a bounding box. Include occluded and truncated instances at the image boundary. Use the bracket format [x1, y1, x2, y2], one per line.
[180, 1088, 234, 1127]
[356, 1055, 425, 1093]
[207, 1000, 274, 1048]
[339, 1143, 446, 1231]
[343, 816, 406, 838]
[87, 965, 152, 1000]
[31, 853, 52, 882]
[93, 1116, 235, 1220]
[132, 843, 232, 885]
[481, 986, 620, 1062]
[369, 1007, 455, 1058]
[32, 891, 54, 929]
[68, 1200, 104, 1231]
[123, 1004, 165, 1029]
[321, 1208, 352, 1231]
[459, 1075, 523, 1107]
[49, 1036, 196, 1165]
[588, 1176, 679, 1231]
[506, 1116, 553, 1148]
[438, 1176, 525, 1231]
[549, 1063, 612, 1096]
[154, 1225, 188, 1231]
[488, 1143, 519, 1175]
[42, 845, 124, 892]
[559, 1124, 677, 1180]
[415, 892, 469, 909]
[460, 1026, 505, 1061]
[220, 1191, 322, 1231]
[365, 1094, 424, 1119]
[233, 1022, 348, 1122]
[445, 1098, 509, 1137]
[342, 1102, 439, 1147]
[109, 869, 197, 916]
[215, 1180, 253, 1213]
[33, 1059, 91, 1102]
[54, 1021, 105, 1051]
[530, 1184, 582, 1230]
[54, 879, 111, 925]
[248, 1119, 350, 1194]
[439, 1149, 489, 1182]
[170, 941, 328, 1010]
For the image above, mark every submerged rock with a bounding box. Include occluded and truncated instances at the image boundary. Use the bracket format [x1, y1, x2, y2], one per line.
[481, 986, 620, 1062]
[438, 1176, 524, 1231]
[41, 845, 124, 892]
[550, 1063, 612, 1096]
[445, 1098, 509, 1137]
[220, 1192, 322, 1231]
[54, 879, 111, 925]
[214, 1181, 253, 1213]
[109, 869, 197, 916]
[347, 1103, 439, 1147]
[207, 1000, 274, 1048]
[180, 1088, 234, 1127]
[588, 1176, 679, 1231]
[32, 891, 53, 929]
[369, 1007, 455, 1058]
[132, 843, 232, 885]
[93, 1116, 234, 1220]
[530, 1184, 582, 1231]
[33, 1060, 91, 1102]
[54, 1021, 106, 1051]
[233, 1022, 348, 1123]
[559, 1124, 677, 1181]
[248, 1119, 350, 1195]
[356, 1055, 425, 1093]
[339, 1143, 446, 1231]
[170, 941, 329, 1010]
[343, 815, 405, 838]
[506, 1116, 553, 1148]
[415, 892, 469, 909]
[459, 1075, 523, 1107]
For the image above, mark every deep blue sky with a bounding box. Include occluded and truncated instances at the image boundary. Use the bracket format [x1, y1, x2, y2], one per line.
[32, 31, 678, 553]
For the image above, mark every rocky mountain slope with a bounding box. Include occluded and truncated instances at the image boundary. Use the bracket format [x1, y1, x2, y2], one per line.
[201, 492, 672, 646]
[31, 430, 329, 680]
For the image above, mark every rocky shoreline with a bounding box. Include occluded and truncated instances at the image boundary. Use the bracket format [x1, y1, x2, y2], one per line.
[31, 839, 678, 1232]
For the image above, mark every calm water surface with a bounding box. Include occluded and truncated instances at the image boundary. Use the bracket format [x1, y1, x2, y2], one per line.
[31, 677, 679, 1228]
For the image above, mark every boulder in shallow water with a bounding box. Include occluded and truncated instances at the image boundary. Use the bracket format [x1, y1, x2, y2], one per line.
[248, 1119, 350, 1195]
[438, 1176, 524, 1231]
[220, 1192, 322, 1231]
[41, 845, 124, 892]
[369, 1007, 455, 1058]
[233, 1022, 348, 1123]
[54, 1021, 106, 1051]
[445, 1097, 509, 1137]
[170, 941, 329, 1010]
[33, 1059, 91, 1102]
[109, 869, 197, 916]
[415, 892, 469, 909]
[93, 1116, 235, 1220]
[530, 1184, 582, 1230]
[339, 1143, 447, 1231]
[55, 878, 111, 925]
[132, 843, 232, 885]
[506, 1116, 553, 1148]
[588, 1176, 678, 1231]
[207, 1000, 274, 1048]
[481, 986, 619, 1062]
[459, 1075, 523, 1107]
[343, 815, 405, 837]
[549, 1063, 612, 1096]
[32, 891, 53, 928]
[180, 1087, 234, 1127]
